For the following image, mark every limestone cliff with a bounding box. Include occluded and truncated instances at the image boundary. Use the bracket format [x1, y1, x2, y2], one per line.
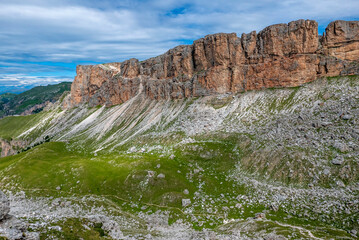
[70, 19, 359, 107]
[0, 139, 29, 158]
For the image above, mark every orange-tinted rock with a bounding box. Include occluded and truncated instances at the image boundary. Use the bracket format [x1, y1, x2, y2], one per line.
[69, 19, 359, 107]
[0, 139, 29, 157]
[323, 20, 359, 61]
[257, 20, 319, 55]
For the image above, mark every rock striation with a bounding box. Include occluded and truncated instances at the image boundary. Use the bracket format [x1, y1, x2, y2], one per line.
[70, 19, 359, 107]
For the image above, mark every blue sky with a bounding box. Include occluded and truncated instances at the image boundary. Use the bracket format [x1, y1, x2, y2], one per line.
[0, 0, 358, 93]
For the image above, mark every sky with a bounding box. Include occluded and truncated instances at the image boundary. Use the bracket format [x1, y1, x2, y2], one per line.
[0, 0, 358, 93]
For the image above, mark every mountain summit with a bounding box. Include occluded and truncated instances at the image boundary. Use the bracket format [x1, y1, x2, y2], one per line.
[69, 19, 359, 107]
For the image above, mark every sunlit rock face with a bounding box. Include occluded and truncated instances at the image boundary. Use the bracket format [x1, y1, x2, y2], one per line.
[70, 19, 359, 107]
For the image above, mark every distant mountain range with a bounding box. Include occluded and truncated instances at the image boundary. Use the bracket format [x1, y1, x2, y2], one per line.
[0, 82, 71, 118]
[0, 85, 36, 94]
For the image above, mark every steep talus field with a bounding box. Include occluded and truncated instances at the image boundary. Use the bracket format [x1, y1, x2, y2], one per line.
[0, 76, 358, 239]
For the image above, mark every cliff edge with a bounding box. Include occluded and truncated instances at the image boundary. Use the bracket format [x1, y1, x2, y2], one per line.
[70, 19, 359, 107]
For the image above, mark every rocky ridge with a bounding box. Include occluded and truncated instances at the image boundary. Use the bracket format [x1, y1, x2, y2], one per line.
[70, 19, 359, 107]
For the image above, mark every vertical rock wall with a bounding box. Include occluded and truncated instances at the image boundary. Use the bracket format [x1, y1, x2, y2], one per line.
[70, 19, 359, 107]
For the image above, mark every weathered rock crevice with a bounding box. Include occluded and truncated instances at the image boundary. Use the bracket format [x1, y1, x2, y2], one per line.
[0, 139, 29, 158]
[69, 19, 359, 107]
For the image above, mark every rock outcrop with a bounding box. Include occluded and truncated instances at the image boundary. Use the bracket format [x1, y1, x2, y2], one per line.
[0, 190, 9, 220]
[0, 139, 29, 158]
[70, 19, 359, 107]
[322, 20, 359, 61]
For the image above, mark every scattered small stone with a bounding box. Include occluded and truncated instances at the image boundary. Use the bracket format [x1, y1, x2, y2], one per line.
[322, 92, 331, 100]
[157, 173, 165, 179]
[270, 203, 279, 212]
[128, 146, 136, 153]
[254, 212, 266, 219]
[156, 164, 161, 168]
[264, 233, 287, 240]
[333, 141, 349, 153]
[342, 114, 352, 120]
[321, 122, 333, 127]
[336, 180, 345, 187]
[349, 229, 357, 237]
[323, 168, 331, 175]
[56, 186, 61, 191]
[182, 199, 191, 207]
[52, 198, 61, 207]
[147, 171, 155, 178]
[235, 203, 242, 209]
[183, 189, 189, 195]
[48, 226, 62, 231]
[331, 156, 344, 165]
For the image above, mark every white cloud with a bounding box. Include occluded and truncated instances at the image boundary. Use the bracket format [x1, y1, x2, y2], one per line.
[0, 74, 72, 87]
[1, 0, 358, 62]
[0, 0, 358, 88]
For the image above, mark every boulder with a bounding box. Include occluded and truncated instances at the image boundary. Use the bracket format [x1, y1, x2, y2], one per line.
[333, 141, 349, 153]
[182, 199, 191, 207]
[157, 173, 165, 179]
[331, 156, 344, 165]
[255, 212, 266, 219]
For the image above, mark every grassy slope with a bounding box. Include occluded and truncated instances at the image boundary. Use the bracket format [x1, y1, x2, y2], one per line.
[0, 112, 47, 140]
[0, 139, 353, 239]
[0, 76, 357, 239]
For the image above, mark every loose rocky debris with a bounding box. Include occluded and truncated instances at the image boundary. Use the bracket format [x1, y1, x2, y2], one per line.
[0, 76, 358, 239]
[0, 190, 9, 220]
[0, 190, 39, 240]
[0, 191, 310, 239]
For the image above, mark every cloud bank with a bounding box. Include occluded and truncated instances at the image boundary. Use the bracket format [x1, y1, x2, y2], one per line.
[0, 0, 358, 90]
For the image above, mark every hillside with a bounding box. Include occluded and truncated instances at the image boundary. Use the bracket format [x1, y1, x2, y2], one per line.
[0, 82, 72, 118]
[0, 75, 358, 239]
[0, 18, 358, 239]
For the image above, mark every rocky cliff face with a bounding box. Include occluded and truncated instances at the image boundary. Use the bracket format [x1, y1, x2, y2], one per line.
[0, 139, 29, 157]
[70, 19, 359, 107]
